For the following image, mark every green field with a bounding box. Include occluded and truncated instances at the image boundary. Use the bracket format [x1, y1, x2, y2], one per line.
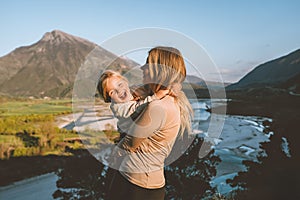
[0, 98, 84, 159]
[0, 99, 72, 116]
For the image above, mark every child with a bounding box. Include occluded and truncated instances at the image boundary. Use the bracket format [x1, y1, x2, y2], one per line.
[97, 70, 169, 142]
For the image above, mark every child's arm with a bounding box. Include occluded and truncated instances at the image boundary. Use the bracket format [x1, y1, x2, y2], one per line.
[110, 89, 169, 119]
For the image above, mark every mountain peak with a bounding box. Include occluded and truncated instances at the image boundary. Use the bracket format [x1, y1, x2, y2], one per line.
[0, 30, 138, 98]
[40, 30, 92, 45]
[41, 30, 67, 41]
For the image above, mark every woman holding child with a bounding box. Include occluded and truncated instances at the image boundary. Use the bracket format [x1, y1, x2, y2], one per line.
[98, 46, 192, 200]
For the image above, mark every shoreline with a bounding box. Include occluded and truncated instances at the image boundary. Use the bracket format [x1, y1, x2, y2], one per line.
[0, 172, 58, 191]
[1, 97, 297, 197]
[0, 155, 66, 187]
[0, 172, 58, 200]
[0, 105, 117, 187]
[0, 100, 270, 185]
[203, 114, 272, 195]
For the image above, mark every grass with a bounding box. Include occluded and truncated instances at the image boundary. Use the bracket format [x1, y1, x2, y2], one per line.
[0, 97, 117, 187]
[0, 99, 72, 117]
[0, 97, 113, 159]
[82, 128, 120, 146]
[0, 135, 24, 145]
[0, 98, 78, 159]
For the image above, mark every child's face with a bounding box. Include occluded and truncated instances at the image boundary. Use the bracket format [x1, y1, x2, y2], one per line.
[106, 76, 132, 103]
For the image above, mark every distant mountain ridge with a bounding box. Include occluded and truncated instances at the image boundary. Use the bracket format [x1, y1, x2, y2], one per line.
[227, 49, 300, 91]
[1, 30, 299, 98]
[0, 30, 138, 98]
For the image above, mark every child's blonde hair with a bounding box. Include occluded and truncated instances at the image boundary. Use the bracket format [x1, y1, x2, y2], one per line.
[97, 70, 128, 102]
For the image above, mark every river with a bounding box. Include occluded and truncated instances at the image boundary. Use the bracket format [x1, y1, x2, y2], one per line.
[190, 99, 272, 195]
[0, 99, 273, 199]
[0, 173, 58, 200]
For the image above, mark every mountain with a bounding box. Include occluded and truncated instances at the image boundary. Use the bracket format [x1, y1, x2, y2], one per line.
[227, 49, 300, 90]
[278, 72, 300, 94]
[0, 30, 139, 98]
[185, 75, 204, 85]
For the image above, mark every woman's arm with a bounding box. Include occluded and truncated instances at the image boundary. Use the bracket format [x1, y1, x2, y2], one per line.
[111, 90, 169, 119]
[117, 102, 167, 152]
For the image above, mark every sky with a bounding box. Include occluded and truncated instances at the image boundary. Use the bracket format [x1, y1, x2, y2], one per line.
[1, 0, 300, 83]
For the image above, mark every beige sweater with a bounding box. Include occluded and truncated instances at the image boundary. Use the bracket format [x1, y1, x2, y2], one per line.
[115, 95, 180, 189]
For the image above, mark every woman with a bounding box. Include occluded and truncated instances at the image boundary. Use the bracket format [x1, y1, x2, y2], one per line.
[109, 46, 193, 200]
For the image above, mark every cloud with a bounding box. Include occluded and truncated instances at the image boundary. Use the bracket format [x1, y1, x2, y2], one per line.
[209, 64, 257, 83]
[215, 59, 264, 83]
[188, 59, 262, 83]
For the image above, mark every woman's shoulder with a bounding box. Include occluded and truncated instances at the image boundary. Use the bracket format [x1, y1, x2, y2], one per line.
[148, 96, 180, 122]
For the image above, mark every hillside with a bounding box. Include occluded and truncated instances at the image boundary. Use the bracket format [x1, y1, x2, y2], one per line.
[278, 72, 300, 94]
[227, 49, 300, 90]
[0, 30, 138, 98]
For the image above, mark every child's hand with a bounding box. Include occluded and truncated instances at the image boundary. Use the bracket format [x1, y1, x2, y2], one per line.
[130, 85, 149, 100]
[155, 89, 170, 99]
[168, 83, 182, 97]
[155, 83, 182, 99]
